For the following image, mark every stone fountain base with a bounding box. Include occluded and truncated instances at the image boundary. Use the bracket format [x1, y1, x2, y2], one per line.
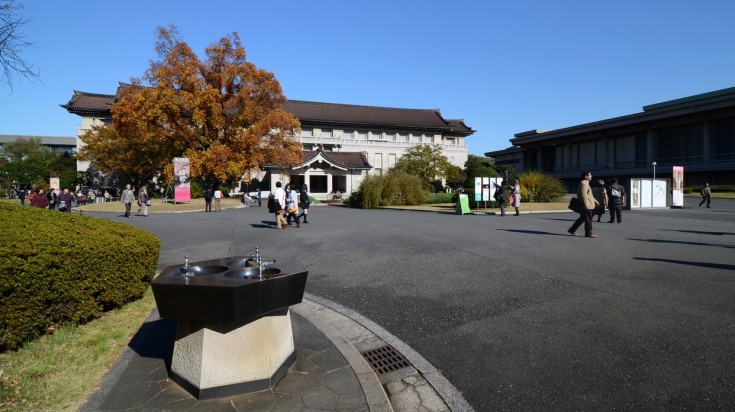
[170, 308, 295, 400]
[151, 255, 308, 400]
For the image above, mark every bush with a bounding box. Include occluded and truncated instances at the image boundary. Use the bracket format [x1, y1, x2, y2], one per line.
[352, 173, 430, 208]
[0, 203, 161, 352]
[428, 192, 454, 203]
[190, 181, 204, 198]
[519, 170, 565, 202]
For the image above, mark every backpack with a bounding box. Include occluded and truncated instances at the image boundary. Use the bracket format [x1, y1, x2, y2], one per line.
[611, 187, 621, 198]
[267, 193, 280, 213]
[700, 187, 706, 196]
[493, 189, 503, 201]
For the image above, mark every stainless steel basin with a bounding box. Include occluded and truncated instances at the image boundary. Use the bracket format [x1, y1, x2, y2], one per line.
[224, 267, 281, 279]
[225, 258, 276, 268]
[183, 265, 229, 276]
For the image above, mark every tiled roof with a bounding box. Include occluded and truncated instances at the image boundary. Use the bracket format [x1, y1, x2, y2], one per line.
[60, 91, 115, 115]
[61, 90, 474, 136]
[283, 100, 454, 131]
[301, 149, 372, 169]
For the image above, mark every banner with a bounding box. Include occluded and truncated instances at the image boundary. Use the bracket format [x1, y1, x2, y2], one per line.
[474, 177, 481, 202]
[672, 166, 684, 207]
[173, 157, 191, 203]
[456, 194, 471, 215]
[482, 177, 490, 201]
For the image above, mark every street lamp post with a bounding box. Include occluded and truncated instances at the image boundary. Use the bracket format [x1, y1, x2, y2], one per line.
[652, 162, 657, 179]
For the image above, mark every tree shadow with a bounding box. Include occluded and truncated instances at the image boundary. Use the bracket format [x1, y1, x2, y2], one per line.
[498, 229, 570, 236]
[633, 257, 735, 271]
[660, 229, 735, 236]
[538, 217, 576, 222]
[627, 238, 735, 249]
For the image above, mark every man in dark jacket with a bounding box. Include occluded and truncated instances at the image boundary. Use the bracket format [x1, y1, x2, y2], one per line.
[607, 178, 626, 223]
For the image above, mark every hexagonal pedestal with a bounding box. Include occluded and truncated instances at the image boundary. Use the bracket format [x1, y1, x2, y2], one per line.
[170, 309, 295, 400]
[151, 256, 308, 400]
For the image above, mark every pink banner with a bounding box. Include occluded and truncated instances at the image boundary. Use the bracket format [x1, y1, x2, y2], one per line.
[173, 157, 191, 203]
[672, 166, 684, 207]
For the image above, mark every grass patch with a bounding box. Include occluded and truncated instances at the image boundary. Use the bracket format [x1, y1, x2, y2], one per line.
[0, 289, 157, 411]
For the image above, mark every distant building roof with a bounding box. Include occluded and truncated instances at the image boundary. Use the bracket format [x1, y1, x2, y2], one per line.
[0, 135, 76, 149]
[61, 89, 475, 136]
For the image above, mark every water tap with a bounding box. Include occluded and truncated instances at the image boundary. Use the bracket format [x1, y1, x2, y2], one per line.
[180, 255, 190, 275]
[255, 246, 262, 279]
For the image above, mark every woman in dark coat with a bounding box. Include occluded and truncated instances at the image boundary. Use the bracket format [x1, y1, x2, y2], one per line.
[607, 178, 626, 223]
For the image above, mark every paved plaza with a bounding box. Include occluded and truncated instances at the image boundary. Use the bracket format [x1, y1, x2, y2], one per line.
[90, 197, 735, 410]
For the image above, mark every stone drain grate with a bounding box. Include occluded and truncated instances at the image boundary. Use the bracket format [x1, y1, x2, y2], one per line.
[360, 345, 411, 375]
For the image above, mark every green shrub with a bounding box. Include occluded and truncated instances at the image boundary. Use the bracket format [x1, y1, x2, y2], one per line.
[519, 170, 565, 202]
[190, 181, 204, 198]
[352, 173, 430, 208]
[428, 192, 454, 203]
[0, 203, 161, 352]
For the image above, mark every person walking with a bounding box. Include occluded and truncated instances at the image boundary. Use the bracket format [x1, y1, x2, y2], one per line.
[273, 182, 288, 229]
[298, 184, 310, 223]
[121, 184, 135, 218]
[568, 171, 599, 238]
[47, 188, 57, 210]
[285, 185, 301, 228]
[204, 187, 213, 212]
[16, 187, 26, 206]
[511, 180, 521, 216]
[699, 183, 712, 208]
[607, 178, 626, 223]
[592, 180, 608, 222]
[137, 186, 149, 217]
[257, 188, 262, 207]
[31, 188, 48, 209]
[214, 188, 222, 212]
[57, 188, 73, 212]
[493, 181, 507, 216]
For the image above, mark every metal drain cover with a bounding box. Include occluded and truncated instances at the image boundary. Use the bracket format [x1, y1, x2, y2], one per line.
[360, 345, 411, 375]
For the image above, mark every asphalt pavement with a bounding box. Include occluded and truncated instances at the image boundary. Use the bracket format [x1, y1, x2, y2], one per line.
[85, 197, 735, 410]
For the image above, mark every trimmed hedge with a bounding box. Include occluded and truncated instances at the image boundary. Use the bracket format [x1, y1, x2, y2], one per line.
[0, 203, 161, 352]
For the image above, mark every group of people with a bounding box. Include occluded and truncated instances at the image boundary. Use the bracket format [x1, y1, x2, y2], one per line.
[492, 179, 522, 216]
[203, 188, 223, 212]
[120, 184, 149, 218]
[270, 182, 311, 229]
[568, 172, 627, 238]
[24, 187, 74, 212]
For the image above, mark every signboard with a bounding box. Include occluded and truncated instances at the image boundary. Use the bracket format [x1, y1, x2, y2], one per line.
[173, 157, 191, 203]
[456, 194, 471, 215]
[49, 177, 60, 191]
[672, 166, 684, 207]
[482, 177, 490, 201]
[474, 177, 481, 202]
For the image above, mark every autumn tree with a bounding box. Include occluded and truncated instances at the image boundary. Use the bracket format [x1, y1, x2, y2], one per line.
[79, 26, 302, 189]
[391, 144, 457, 189]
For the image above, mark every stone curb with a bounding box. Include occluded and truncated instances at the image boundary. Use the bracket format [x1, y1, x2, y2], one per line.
[301, 293, 475, 412]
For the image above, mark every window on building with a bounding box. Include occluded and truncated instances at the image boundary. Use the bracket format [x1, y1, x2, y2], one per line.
[370, 131, 382, 140]
[374, 153, 383, 175]
[357, 131, 367, 140]
[655, 123, 703, 164]
[320, 128, 333, 138]
[411, 134, 421, 142]
[332, 176, 346, 193]
[310, 175, 328, 193]
[344, 130, 354, 139]
[711, 117, 735, 162]
[388, 153, 397, 169]
[398, 133, 408, 142]
[385, 133, 395, 141]
[301, 128, 313, 137]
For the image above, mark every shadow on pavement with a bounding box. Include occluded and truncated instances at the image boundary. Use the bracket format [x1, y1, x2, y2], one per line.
[628, 238, 735, 249]
[633, 257, 735, 271]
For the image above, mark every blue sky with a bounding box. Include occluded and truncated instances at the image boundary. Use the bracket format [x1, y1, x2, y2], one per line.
[2, 0, 735, 156]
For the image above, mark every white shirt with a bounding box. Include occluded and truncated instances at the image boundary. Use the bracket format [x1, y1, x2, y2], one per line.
[214, 190, 222, 199]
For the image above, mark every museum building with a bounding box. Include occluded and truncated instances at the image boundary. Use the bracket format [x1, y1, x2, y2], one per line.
[62, 86, 474, 199]
[486, 87, 735, 189]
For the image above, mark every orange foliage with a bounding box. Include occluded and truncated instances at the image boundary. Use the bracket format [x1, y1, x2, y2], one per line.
[80, 25, 301, 187]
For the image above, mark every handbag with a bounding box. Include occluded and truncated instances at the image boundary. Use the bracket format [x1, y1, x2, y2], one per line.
[568, 197, 582, 213]
[145, 199, 151, 206]
[288, 204, 297, 214]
